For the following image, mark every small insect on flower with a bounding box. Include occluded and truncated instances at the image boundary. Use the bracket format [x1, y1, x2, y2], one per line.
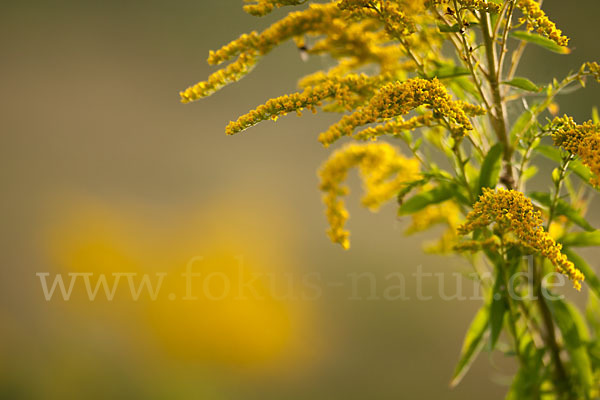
[298, 44, 310, 62]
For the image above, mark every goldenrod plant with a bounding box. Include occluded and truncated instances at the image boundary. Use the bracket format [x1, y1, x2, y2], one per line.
[181, 0, 600, 397]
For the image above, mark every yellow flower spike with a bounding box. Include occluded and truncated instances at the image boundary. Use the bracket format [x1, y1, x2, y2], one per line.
[318, 142, 420, 249]
[427, 0, 501, 13]
[354, 113, 436, 141]
[552, 115, 600, 187]
[516, 0, 569, 47]
[305, 19, 409, 73]
[243, 0, 308, 17]
[454, 236, 499, 254]
[405, 201, 461, 254]
[587, 61, 600, 82]
[458, 188, 585, 290]
[225, 73, 388, 135]
[318, 77, 478, 146]
[181, 3, 343, 103]
[180, 52, 259, 103]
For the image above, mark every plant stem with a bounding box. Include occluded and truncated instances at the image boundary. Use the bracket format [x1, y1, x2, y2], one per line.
[546, 155, 574, 231]
[533, 256, 572, 398]
[480, 12, 514, 189]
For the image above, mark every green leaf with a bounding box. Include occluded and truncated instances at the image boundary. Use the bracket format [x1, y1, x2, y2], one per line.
[509, 31, 571, 54]
[563, 249, 600, 300]
[450, 305, 489, 387]
[528, 192, 595, 232]
[489, 270, 506, 351]
[509, 109, 535, 145]
[421, 65, 471, 80]
[534, 145, 593, 183]
[547, 299, 594, 397]
[397, 178, 428, 206]
[398, 185, 453, 216]
[502, 77, 541, 92]
[559, 231, 600, 248]
[477, 143, 503, 195]
[432, 66, 471, 80]
[521, 165, 538, 182]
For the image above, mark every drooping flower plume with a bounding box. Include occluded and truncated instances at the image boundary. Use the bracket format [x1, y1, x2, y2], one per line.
[319, 78, 480, 145]
[318, 142, 420, 249]
[516, 0, 569, 47]
[243, 0, 308, 17]
[458, 188, 585, 290]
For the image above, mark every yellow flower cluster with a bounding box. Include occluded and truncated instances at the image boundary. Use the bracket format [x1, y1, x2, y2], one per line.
[400, 0, 428, 14]
[337, 0, 377, 13]
[406, 200, 459, 234]
[454, 236, 499, 253]
[552, 115, 600, 187]
[457, 100, 487, 117]
[301, 19, 408, 74]
[180, 3, 342, 103]
[318, 142, 420, 249]
[354, 112, 435, 140]
[338, 0, 417, 39]
[225, 73, 386, 135]
[516, 0, 569, 47]
[458, 188, 585, 290]
[338, 0, 427, 16]
[379, 1, 418, 38]
[427, 0, 501, 13]
[406, 201, 461, 253]
[586, 61, 600, 83]
[318, 78, 477, 146]
[180, 52, 259, 103]
[243, 0, 307, 17]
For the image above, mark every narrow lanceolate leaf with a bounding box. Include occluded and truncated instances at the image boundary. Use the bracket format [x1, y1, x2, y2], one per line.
[563, 249, 600, 300]
[547, 299, 594, 397]
[586, 291, 600, 335]
[397, 178, 429, 206]
[488, 270, 506, 351]
[450, 305, 489, 388]
[534, 145, 594, 184]
[478, 143, 503, 195]
[509, 109, 534, 145]
[398, 185, 453, 216]
[559, 231, 600, 248]
[501, 77, 541, 92]
[529, 191, 596, 232]
[509, 31, 571, 54]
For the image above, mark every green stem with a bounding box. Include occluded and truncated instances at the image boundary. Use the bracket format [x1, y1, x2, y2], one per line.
[546, 155, 574, 231]
[533, 257, 572, 398]
[499, 240, 526, 365]
[480, 11, 514, 189]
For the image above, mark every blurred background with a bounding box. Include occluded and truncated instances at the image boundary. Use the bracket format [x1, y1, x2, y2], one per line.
[1, 1, 599, 398]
